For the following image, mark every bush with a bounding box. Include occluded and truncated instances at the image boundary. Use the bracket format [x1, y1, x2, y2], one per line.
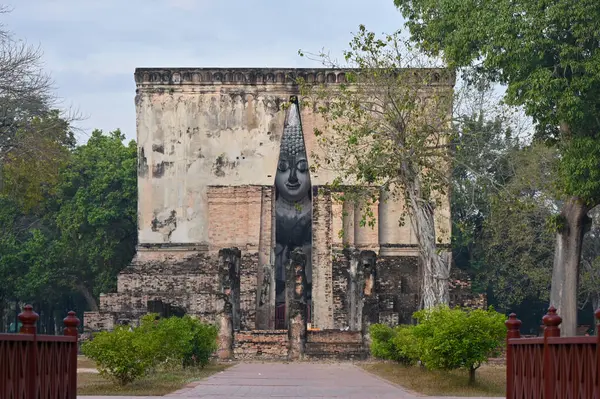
[412, 306, 506, 383]
[369, 324, 419, 365]
[83, 315, 219, 385]
[81, 326, 154, 385]
[183, 316, 218, 367]
[369, 306, 506, 383]
[370, 324, 397, 360]
[390, 325, 420, 365]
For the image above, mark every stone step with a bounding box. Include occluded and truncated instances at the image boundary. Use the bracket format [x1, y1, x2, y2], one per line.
[304, 342, 369, 360]
[306, 330, 363, 344]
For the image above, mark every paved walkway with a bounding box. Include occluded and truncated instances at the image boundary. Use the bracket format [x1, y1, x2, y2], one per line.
[79, 363, 499, 399]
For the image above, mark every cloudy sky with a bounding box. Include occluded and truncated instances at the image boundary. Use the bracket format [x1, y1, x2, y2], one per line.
[6, 0, 404, 142]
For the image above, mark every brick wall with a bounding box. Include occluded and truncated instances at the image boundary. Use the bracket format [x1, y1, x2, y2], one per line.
[240, 252, 258, 329]
[375, 256, 421, 325]
[207, 185, 264, 251]
[332, 251, 350, 329]
[233, 330, 289, 360]
[311, 186, 334, 329]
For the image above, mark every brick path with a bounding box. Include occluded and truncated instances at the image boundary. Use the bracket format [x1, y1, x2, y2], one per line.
[79, 362, 500, 399]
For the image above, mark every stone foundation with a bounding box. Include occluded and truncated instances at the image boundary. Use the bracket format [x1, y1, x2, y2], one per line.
[305, 330, 368, 360]
[233, 330, 289, 360]
[84, 247, 259, 331]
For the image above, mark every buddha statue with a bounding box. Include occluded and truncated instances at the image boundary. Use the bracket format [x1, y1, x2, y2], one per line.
[274, 97, 312, 308]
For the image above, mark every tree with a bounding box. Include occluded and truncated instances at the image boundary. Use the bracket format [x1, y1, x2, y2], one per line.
[412, 306, 506, 384]
[471, 144, 557, 312]
[51, 129, 137, 310]
[369, 306, 507, 384]
[580, 206, 600, 315]
[451, 79, 521, 276]
[0, 6, 78, 191]
[395, 0, 600, 335]
[1, 111, 75, 212]
[299, 26, 454, 308]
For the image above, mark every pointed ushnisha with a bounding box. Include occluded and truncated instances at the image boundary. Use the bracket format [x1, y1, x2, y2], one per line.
[279, 96, 306, 158]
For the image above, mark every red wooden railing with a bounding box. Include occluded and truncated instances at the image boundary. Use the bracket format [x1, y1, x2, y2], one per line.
[506, 306, 600, 399]
[0, 305, 80, 399]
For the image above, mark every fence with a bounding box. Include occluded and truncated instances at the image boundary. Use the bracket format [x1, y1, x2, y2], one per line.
[0, 305, 80, 399]
[506, 306, 600, 398]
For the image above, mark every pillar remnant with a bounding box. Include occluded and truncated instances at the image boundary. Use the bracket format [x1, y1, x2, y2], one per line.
[287, 248, 308, 360]
[217, 248, 241, 360]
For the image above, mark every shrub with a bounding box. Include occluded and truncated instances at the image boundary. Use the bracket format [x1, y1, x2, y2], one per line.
[81, 326, 153, 385]
[412, 306, 506, 383]
[370, 324, 397, 360]
[83, 314, 219, 385]
[369, 324, 419, 365]
[183, 316, 219, 367]
[390, 325, 420, 365]
[136, 314, 219, 369]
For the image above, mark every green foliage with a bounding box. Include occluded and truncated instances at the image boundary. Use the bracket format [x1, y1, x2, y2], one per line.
[557, 136, 600, 206]
[137, 314, 218, 368]
[370, 324, 420, 365]
[82, 326, 153, 386]
[412, 306, 506, 377]
[1, 111, 75, 213]
[396, 0, 600, 206]
[82, 315, 218, 386]
[370, 324, 398, 360]
[0, 127, 137, 331]
[370, 307, 506, 382]
[299, 25, 454, 308]
[470, 144, 558, 310]
[51, 129, 137, 308]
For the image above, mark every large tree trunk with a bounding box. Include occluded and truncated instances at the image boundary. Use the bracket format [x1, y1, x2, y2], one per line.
[406, 174, 450, 308]
[77, 283, 99, 311]
[550, 197, 590, 336]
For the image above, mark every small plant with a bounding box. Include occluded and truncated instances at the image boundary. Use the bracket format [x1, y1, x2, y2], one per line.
[184, 316, 218, 367]
[413, 306, 506, 384]
[81, 326, 153, 385]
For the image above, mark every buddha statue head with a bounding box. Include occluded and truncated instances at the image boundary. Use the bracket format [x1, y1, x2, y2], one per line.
[275, 97, 311, 203]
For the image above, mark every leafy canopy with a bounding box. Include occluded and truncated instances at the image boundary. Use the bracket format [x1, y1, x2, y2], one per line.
[396, 0, 600, 204]
[412, 306, 506, 374]
[51, 129, 137, 302]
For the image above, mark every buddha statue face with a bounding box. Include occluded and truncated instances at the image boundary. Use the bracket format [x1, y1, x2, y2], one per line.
[275, 153, 311, 202]
[275, 99, 311, 203]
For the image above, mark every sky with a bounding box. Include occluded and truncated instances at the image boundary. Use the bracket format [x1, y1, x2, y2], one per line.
[5, 0, 405, 142]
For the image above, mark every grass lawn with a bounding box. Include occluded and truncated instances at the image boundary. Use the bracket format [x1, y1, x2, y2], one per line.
[77, 355, 97, 369]
[361, 362, 505, 397]
[77, 363, 230, 396]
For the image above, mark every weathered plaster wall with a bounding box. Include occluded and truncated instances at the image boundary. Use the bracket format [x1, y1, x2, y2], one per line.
[134, 68, 454, 247]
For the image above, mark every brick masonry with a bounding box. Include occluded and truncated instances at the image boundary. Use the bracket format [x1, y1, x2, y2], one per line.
[233, 330, 289, 360]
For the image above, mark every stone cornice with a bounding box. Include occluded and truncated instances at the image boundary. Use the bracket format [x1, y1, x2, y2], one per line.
[134, 67, 455, 88]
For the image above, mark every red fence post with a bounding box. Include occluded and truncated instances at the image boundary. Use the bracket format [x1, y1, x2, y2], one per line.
[594, 309, 600, 398]
[18, 305, 39, 399]
[63, 311, 80, 399]
[18, 304, 38, 334]
[542, 306, 562, 399]
[63, 311, 80, 337]
[505, 313, 522, 399]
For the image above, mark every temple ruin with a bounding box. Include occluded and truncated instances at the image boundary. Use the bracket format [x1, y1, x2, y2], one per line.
[84, 68, 483, 359]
